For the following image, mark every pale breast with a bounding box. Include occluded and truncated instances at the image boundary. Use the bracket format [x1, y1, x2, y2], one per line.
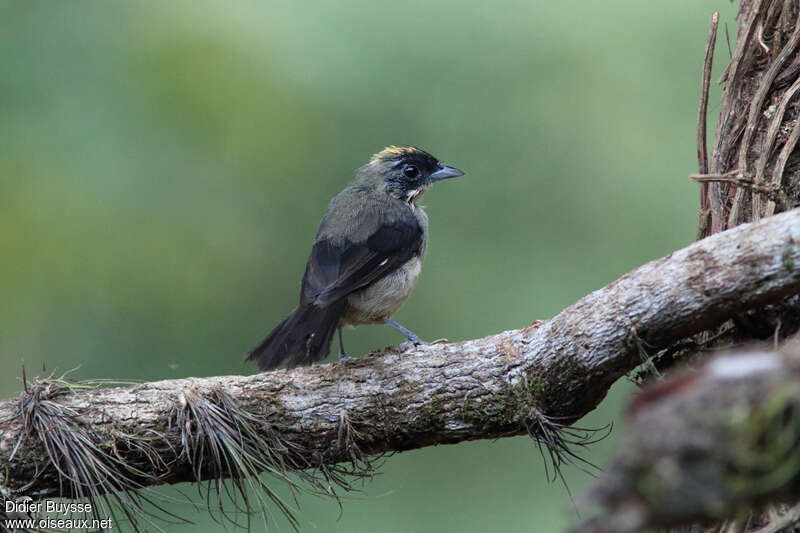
[342, 255, 423, 325]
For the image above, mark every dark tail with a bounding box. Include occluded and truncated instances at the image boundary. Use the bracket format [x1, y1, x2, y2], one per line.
[246, 301, 346, 370]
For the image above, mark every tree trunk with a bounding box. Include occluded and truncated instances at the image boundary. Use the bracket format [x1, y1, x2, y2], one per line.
[703, 0, 800, 235]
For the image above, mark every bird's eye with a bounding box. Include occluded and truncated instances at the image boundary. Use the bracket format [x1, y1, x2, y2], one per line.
[403, 165, 419, 178]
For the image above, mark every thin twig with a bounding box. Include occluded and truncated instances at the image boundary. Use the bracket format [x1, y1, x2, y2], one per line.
[726, 22, 733, 59]
[690, 172, 791, 207]
[698, 12, 720, 239]
[717, 1, 766, 87]
[699, 13, 720, 177]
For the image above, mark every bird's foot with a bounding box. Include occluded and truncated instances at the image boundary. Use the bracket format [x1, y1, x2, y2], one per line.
[384, 318, 433, 350]
[338, 352, 356, 363]
[398, 337, 448, 350]
[398, 339, 427, 350]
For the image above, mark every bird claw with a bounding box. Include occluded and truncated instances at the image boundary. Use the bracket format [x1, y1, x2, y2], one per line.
[431, 338, 449, 344]
[398, 340, 427, 350]
[338, 353, 356, 363]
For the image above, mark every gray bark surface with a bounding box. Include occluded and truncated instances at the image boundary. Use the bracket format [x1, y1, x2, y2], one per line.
[2, 208, 800, 496]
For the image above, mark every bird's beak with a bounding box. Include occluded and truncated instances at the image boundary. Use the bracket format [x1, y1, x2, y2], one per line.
[428, 164, 465, 182]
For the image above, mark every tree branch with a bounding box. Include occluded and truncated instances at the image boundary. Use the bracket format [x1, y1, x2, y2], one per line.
[1, 208, 799, 518]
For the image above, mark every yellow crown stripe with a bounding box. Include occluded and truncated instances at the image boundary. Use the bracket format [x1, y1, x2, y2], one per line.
[371, 145, 418, 161]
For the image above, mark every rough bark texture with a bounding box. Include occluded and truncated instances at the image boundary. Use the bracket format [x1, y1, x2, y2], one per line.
[1, 208, 800, 504]
[703, 0, 800, 235]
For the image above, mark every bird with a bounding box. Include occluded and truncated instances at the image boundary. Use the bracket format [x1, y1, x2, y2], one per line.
[247, 145, 464, 371]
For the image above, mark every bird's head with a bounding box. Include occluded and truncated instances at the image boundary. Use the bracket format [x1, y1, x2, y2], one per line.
[356, 145, 464, 203]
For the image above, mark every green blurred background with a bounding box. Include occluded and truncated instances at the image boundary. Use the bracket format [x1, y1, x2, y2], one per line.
[1, 1, 737, 531]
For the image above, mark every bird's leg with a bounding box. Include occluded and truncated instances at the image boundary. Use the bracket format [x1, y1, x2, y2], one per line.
[383, 317, 426, 349]
[338, 327, 347, 357]
[337, 327, 354, 362]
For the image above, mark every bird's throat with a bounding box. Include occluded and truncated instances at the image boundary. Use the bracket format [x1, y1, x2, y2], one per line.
[406, 187, 428, 204]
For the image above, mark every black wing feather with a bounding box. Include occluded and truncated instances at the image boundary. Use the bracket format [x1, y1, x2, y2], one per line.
[301, 213, 423, 307]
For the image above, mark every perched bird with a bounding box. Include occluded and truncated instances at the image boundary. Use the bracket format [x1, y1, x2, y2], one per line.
[247, 146, 464, 371]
